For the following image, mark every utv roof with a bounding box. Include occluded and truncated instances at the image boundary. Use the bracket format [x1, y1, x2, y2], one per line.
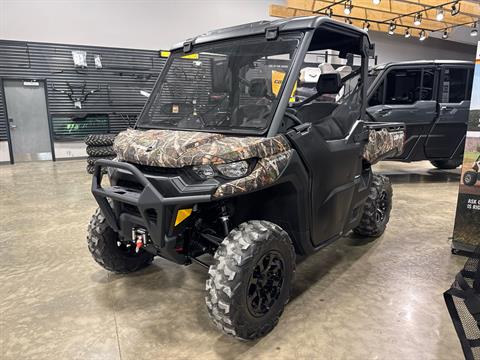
[171, 16, 371, 54]
[372, 60, 474, 71]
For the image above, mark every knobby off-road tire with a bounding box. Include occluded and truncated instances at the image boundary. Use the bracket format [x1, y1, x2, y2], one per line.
[87, 208, 154, 273]
[205, 220, 295, 340]
[430, 159, 462, 170]
[87, 155, 115, 165]
[463, 171, 478, 186]
[353, 174, 393, 237]
[86, 145, 116, 157]
[84, 134, 116, 147]
[86, 164, 108, 175]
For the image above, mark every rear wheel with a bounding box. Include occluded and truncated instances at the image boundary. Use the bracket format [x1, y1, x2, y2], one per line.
[430, 159, 462, 169]
[463, 171, 478, 186]
[205, 220, 295, 340]
[353, 174, 393, 238]
[87, 208, 154, 273]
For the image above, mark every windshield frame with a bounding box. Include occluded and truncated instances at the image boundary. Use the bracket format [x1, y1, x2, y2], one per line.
[135, 32, 305, 136]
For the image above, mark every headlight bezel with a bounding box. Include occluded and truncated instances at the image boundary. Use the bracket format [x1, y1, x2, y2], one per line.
[191, 159, 256, 181]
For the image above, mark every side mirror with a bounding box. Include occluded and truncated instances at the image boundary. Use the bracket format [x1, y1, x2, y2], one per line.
[316, 73, 342, 96]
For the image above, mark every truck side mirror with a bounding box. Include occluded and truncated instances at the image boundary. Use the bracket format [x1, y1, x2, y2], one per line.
[316, 73, 342, 96]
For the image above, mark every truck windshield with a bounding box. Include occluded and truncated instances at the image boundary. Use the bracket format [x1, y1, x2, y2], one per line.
[136, 34, 302, 134]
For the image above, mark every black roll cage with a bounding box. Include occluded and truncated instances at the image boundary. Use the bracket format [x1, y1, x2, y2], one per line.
[135, 17, 372, 138]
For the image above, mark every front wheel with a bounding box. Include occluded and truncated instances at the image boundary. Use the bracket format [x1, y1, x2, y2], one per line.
[430, 159, 462, 169]
[353, 174, 393, 237]
[205, 220, 295, 340]
[463, 171, 478, 186]
[87, 208, 154, 273]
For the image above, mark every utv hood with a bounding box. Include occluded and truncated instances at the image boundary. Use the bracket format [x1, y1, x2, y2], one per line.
[113, 128, 291, 167]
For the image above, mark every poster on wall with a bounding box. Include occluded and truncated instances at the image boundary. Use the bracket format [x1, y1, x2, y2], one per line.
[452, 41, 480, 252]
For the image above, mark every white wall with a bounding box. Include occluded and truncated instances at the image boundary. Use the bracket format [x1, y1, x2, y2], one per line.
[0, 0, 283, 50]
[0, 0, 476, 62]
[370, 32, 475, 64]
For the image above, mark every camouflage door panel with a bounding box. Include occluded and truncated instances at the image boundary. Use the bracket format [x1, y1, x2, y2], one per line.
[363, 129, 405, 164]
[113, 128, 291, 167]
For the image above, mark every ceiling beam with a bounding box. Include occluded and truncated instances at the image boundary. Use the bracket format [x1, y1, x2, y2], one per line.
[286, 0, 479, 26]
[269, 4, 468, 37]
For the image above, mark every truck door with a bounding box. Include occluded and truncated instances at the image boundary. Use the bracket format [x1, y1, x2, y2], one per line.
[367, 66, 437, 161]
[424, 65, 472, 159]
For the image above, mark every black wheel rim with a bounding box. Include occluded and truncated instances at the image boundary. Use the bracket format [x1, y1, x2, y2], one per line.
[247, 251, 285, 317]
[465, 174, 473, 184]
[375, 191, 388, 224]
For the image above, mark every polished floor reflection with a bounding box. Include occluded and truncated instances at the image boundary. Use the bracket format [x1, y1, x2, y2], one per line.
[0, 160, 466, 359]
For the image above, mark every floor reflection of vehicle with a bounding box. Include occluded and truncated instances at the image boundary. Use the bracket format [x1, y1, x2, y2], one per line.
[367, 60, 474, 169]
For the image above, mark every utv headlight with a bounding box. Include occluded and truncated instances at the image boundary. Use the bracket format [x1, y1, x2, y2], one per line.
[191, 160, 251, 180]
[191, 164, 215, 180]
[216, 160, 249, 179]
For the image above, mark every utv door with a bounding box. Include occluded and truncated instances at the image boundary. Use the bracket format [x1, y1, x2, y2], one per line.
[367, 66, 437, 161]
[424, 65, 472, 159]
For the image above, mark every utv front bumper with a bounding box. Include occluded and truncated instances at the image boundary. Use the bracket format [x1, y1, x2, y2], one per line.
[91, 159, 212, 261]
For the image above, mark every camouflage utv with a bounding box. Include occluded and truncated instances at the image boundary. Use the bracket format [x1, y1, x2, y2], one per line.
[463, 155, 480, 186]
[87, 17, 405, 340]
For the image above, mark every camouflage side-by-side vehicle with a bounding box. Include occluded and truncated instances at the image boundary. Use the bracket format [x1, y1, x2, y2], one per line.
[463, 155, 480, 186]
[87, 16, 405, 340]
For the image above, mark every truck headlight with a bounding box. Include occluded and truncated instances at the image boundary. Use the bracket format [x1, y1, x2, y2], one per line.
[216, 160, 249, 179]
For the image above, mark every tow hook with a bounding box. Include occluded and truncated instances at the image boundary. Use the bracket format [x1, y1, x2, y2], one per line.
[132, 227, 148, 253]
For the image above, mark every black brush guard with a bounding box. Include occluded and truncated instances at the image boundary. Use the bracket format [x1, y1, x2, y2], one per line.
[92, 159, 211, 250]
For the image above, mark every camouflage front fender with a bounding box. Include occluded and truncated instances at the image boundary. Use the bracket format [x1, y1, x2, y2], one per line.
[213, 150, 293, 199]
[363, 128, 405, 164]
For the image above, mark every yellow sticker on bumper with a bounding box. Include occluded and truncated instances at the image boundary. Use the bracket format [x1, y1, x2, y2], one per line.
[175, 208, 193, 226]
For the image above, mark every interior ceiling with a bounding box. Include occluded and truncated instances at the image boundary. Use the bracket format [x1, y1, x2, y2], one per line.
[269, 0, 480, 40]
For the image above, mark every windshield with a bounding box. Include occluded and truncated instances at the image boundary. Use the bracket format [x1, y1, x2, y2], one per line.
[137, 34, 302, 134]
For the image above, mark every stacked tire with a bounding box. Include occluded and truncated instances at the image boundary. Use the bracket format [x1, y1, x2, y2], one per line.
[85, 134, 117, 174]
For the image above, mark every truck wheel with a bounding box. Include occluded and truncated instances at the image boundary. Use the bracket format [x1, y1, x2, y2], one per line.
[430, 159, 462, 169]
[463, 171, 478, 186]
[205, 220, 295, 340]
[353, 174, 393, 238]
[87, 208, 154, 273]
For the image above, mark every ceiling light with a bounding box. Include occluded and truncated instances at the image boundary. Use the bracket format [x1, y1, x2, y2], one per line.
[436, 7, 444, 21]
[344, 1, 353, 15]
[404, 28, 411, 38]
[414, 13, 422, 26]
[419, 30, 427, 41]
[471, 22, 478, 37]
[442, 30, 449, 39]
[327, 7, 333, 18]
[388, 22, 396, 35]
[363, 21, 370, 32]
[451, 2, 460, 16]
[372, 0, 381, 5]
